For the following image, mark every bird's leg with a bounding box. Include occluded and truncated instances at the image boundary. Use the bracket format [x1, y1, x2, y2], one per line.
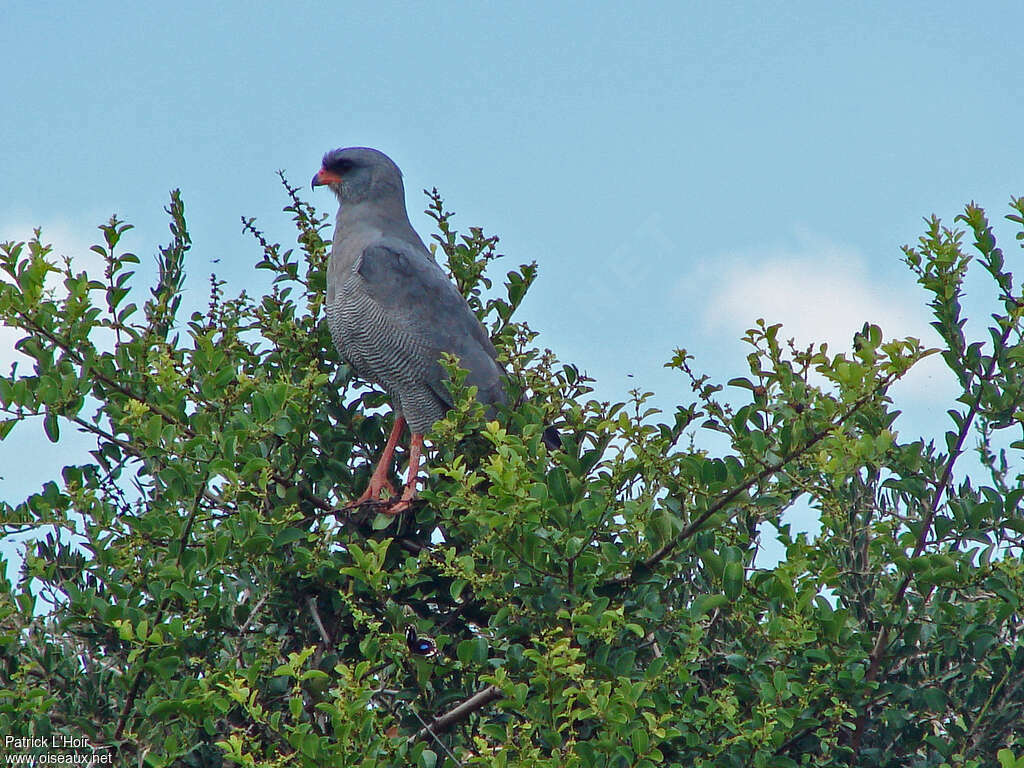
[386, 432, 424, 515]
[347, 415, 405, 508]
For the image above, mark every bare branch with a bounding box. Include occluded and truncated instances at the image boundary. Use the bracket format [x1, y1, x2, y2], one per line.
[306, 596, 332, 646]
[407, 684, 503, 745]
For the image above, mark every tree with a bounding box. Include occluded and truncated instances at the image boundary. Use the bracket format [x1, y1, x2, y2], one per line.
[1, 177, 1023, 768]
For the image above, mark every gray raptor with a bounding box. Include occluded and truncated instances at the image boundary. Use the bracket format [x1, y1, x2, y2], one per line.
[313, 147, 516, 514]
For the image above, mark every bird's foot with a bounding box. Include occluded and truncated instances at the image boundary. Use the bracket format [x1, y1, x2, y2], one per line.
[383, 497, 416, 516]
[344, 478, 398, 511]
[342, 497, 420, 516]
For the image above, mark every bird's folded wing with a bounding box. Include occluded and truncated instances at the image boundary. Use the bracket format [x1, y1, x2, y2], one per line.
[356, 241, 505, 407]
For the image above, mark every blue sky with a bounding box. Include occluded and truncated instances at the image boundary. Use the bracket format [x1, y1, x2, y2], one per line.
[2, 1, 1023, 564]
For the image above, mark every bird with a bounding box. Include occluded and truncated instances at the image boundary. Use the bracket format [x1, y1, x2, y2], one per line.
[312, 147, 517, 515]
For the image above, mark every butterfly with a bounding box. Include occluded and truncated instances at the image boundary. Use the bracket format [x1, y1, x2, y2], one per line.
[406, 626, 437, 657]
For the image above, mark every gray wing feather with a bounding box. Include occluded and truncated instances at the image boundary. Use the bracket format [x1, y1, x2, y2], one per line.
[356, 241, 505, 409]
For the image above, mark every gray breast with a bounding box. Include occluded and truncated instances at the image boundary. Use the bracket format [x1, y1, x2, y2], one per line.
[326, 266, 450, 433]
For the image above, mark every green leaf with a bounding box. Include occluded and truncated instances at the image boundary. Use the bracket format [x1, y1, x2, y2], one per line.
[691, 594, 729, 617]
[457, 637, 488, 666]
[43, 412, 60, 442]
[273, 528, 308, 548]
[631, 729, 649, 755]
[723, 561, 744, 600]
[547, 466, 573, 505]
[449, 579, 467, 602]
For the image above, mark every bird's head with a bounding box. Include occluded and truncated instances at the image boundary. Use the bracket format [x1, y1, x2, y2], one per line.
[311, 147, 405, 207]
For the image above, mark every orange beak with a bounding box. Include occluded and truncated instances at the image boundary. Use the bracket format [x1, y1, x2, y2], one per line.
[311, 168, 343, 189]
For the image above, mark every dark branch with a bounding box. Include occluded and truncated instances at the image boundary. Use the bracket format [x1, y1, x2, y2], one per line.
[607, 380, 892, 587]
[407, 684, 503, 745]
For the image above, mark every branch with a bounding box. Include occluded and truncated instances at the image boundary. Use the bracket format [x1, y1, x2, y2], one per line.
[853, 307, 1016, 750]
[607, 382, 887, 587]
[306, 596, 332, 646]
[406, 684, 502, 745]
[115, 477, 208, 740]
[18, 314, 358, 525]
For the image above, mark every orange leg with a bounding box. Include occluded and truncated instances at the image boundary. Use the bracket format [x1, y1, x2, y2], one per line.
[346, 415, 405, 508]
[386, 432, 424, 515]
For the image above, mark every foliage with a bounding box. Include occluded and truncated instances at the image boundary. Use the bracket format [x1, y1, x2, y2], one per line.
[1, 178, 1024, 767]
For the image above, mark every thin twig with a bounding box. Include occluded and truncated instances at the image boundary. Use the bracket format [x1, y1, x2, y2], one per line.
[608, 382, 887, 586]
[306, 596, 332, 646]
[403, 702, 465, 767]
[114, 478, 208, 740]
[852, 308, 1016, 751]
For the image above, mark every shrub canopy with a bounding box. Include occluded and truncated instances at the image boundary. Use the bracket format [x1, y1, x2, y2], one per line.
[2, 180, 1024, 767]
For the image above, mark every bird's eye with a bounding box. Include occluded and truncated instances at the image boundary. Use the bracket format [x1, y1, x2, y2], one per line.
[326, 157, 354, 174]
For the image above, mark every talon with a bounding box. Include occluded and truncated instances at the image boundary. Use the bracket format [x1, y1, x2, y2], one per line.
[383, 496, 417, 516]
[345, 478, 397, 509]
[345, 416, 405, 510]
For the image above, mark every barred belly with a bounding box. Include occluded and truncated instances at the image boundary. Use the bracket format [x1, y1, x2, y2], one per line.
[326, 279, 449, 434]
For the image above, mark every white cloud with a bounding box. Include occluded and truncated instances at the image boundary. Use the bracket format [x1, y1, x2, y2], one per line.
[693, 229, 955, 405]
[703, 232, 910, 346]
